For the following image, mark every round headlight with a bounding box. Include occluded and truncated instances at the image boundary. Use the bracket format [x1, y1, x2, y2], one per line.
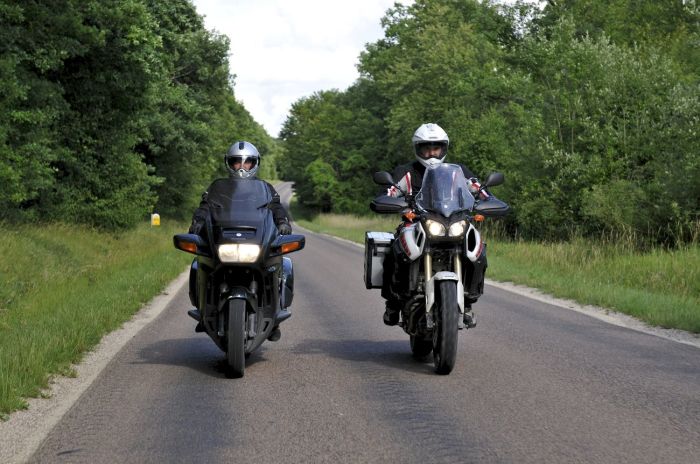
[425, 219, 446, 237]
[448, 220, 467, 237]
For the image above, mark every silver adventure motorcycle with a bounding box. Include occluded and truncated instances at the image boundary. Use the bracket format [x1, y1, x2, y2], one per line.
[366, 163, 508, 374]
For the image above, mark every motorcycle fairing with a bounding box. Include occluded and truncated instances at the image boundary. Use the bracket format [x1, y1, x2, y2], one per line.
[395, 222, 426, 262]
[465, 223, 483, 262]
[206, 178, 273, 244]
[415, 164, 475, 217]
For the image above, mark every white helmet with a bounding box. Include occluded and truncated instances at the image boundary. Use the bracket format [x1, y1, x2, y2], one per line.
[225, 141, 260, 179]
[412, 123, 449, 168]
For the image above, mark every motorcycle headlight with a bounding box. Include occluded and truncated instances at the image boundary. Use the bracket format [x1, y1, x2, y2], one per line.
[217, 243, 261, 263]
[425, 219, 446, 237]
[448, 220, 467, 237]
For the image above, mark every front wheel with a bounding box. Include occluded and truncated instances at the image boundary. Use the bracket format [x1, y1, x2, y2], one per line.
[227, 299, 246, 378]
[433, 280, 459, 375]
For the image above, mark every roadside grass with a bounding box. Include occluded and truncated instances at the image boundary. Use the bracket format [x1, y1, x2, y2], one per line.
[290, 201, 700, 334]
[487, 240, 699, 333]
[0, 221, 191, 417]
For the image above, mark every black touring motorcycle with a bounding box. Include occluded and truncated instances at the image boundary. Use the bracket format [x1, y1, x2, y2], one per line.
[174, 179, 305, 377]
[366, 164, 508, 374]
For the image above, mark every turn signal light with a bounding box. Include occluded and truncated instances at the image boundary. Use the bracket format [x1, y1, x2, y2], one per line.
[177, 240, 198, 254]
[281, 241, 303, 254]
[474, 214, 485, 222]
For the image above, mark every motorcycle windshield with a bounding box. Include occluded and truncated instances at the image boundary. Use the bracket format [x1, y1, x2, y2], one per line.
[416, 164, 474, 217]
[206, 178, 273, 227]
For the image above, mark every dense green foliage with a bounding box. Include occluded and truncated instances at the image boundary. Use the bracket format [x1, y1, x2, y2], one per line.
[281, 0, 699, 246]
[0, 0, 278, 228]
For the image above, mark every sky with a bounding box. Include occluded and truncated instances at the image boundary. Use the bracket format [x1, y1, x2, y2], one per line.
[191, 0, 405, 137]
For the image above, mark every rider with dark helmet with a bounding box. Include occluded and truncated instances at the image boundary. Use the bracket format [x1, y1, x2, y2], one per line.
[187, 141, 292, 341]
[382, 123, 487, 329]
[189, 141, 292, 236]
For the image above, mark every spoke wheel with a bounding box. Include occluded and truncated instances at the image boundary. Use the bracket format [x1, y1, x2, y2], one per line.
[433, 280, 459, 375]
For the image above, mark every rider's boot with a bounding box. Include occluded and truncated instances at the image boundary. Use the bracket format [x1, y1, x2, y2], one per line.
[463, 304, 477, 328]
[268, 326, 282, 341]
[383, 300, 401, 326]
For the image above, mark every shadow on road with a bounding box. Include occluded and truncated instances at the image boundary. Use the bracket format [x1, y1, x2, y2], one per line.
[291, 338, 437, 375]
[133, 337, 273, 378]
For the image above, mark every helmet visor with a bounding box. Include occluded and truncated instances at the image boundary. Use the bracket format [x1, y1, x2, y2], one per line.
[227, 155, 258, 171]
[416, 142, 447, 160]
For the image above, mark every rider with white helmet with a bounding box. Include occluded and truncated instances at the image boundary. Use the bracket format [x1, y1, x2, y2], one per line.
[383, 123, 482, 328]
[413, 122, 450, 167]
[387, 123, 476, 197]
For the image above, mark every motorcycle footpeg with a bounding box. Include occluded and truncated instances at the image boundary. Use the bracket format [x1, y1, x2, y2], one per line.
[187, 308, 201, 321]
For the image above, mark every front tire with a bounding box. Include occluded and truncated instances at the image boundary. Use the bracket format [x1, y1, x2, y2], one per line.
[227, 299, 246, 378]
[433, 280, 459, 375]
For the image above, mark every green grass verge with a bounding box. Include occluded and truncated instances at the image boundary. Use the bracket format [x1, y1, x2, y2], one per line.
[290, 200, 700, 334]
[487, 240, 699, 333]
[0, 221, 191, 417]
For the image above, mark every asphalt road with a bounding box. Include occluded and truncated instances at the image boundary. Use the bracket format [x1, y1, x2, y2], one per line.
[30, 182, 700, 463]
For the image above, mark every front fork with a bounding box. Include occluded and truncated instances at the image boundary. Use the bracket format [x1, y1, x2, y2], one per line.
[424, 251, 465, 329]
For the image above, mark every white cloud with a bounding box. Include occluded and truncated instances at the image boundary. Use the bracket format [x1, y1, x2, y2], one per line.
[191, 0, 403, 137]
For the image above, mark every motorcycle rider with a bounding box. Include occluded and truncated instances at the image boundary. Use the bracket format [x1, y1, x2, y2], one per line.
[382, 123, 488, 328]
[188, 140, 292, 340]
[189, 140, 292, 236]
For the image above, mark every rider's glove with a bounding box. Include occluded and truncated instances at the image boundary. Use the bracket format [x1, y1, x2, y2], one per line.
[278, 222, 292, 235]
[468, 178, 490, 200]
[188, 211, 207, 236]
[468, 178, 481, 195]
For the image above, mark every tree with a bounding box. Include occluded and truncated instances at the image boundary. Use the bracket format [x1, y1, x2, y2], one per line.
[0, 0, 278, 227]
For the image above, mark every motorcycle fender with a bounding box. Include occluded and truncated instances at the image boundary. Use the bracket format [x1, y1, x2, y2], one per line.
[220, 287, 263, 348]
[225, 286, 258, 312]
[425, 271, 465, 315]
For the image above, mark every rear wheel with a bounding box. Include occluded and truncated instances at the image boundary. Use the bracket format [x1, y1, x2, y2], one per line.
[227, 299, 246, 378]
[433, 280, 459, 375]
[410, 335, 433, 359]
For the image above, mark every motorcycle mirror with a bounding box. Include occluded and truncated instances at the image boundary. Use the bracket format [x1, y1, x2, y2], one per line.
[373, 171, 395, 186]
[483, 172, 505, 188]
